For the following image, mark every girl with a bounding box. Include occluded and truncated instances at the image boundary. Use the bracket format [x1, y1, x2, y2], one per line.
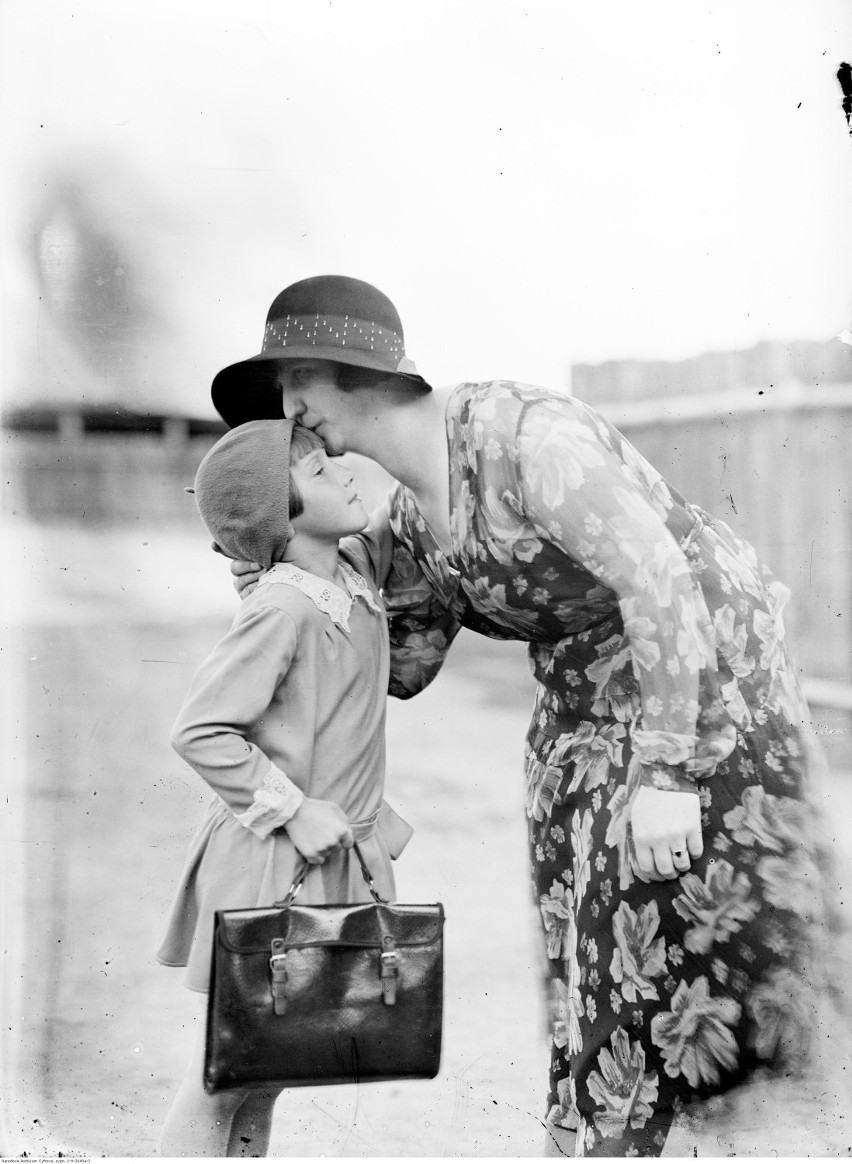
[157, 418, 412, 1157]
[215, 276, 837, 1157]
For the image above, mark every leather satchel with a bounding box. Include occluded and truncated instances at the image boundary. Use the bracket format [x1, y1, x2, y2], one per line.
[204, 845, 444, 1092]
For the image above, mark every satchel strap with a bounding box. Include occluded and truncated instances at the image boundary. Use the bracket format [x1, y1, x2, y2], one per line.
[274, 842, 389, 907]
[352, 842, 391, 904]
[275, 861, 311, 907]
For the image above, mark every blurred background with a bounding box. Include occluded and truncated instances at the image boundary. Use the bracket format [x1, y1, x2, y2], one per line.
[2, 0, 852, 1156]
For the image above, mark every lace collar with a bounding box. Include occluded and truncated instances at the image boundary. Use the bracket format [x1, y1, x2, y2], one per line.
[255, 560, 383, 632]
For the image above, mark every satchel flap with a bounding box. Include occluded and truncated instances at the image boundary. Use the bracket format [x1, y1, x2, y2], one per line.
[216, 902, 444, 955]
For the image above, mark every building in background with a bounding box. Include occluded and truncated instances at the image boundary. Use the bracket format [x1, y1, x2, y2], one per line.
[572, 336, 852, 405]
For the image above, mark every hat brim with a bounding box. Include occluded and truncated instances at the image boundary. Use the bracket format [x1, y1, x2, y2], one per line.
[212, 345, 431, 429]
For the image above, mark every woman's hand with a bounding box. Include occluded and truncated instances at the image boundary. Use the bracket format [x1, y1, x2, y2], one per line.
[629, 787, 703, 881]
[230, 558, 264, 598]
[284, 798, 354, 865]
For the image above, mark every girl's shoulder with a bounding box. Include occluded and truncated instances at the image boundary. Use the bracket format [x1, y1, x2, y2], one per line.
[240, 570, 324, 627]
[246, 561, 383, 633]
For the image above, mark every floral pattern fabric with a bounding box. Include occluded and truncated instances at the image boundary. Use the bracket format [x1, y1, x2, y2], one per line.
[383, 381, 826, 1156]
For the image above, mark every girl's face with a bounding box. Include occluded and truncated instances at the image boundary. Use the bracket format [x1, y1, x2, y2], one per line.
[278, 360, 373, 457]
[289, 446, 368, 540]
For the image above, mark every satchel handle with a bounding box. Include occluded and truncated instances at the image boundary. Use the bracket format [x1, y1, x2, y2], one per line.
[276, 842, 390, 907]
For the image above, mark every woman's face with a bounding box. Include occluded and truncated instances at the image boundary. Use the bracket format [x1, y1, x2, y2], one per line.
[277, 360, 369, 457]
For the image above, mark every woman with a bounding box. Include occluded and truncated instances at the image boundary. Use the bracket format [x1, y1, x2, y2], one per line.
[212, 276, 831, 1156]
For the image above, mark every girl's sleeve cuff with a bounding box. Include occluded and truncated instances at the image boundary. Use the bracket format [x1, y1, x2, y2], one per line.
[233, 768, 305, 838]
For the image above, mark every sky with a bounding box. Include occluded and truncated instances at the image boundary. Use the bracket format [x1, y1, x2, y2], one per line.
[1, 0, 851, 414]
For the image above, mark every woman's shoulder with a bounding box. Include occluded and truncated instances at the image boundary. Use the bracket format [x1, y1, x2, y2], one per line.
[449, 382, 601, 457]
[454, 380, 590, 423]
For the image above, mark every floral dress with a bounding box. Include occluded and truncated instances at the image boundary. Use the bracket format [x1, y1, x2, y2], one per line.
[382, 381, 827, 1156]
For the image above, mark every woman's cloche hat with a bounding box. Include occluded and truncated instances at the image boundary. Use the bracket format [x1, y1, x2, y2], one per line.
[212, 275, 431, 429]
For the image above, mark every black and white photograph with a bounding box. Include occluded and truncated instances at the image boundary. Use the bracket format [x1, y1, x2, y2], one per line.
[2, 1, 852, 1158]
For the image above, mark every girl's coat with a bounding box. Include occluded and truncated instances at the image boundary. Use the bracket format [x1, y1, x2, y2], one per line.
[158, 522, 411, 992]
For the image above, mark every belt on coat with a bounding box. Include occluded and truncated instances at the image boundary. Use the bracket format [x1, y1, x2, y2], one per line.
[352, 801, 414, 859]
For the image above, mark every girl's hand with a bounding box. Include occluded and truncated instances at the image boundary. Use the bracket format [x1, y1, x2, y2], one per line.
[230, 558, 264, 598]
[629, 786, 703, 881]
[285, 798, 354, 865]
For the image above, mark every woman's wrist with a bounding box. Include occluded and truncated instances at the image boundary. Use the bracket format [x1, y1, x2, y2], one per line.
[639, 761, 700, 795]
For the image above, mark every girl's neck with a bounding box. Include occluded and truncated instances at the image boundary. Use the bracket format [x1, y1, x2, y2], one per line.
[281, 538, 344, 588]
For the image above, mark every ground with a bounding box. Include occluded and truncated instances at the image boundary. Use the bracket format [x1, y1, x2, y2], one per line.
[2, 518, 851, 1158]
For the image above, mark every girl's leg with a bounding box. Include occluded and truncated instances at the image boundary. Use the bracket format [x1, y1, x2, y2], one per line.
[159, 1000, 250, 1158]
[225, 1087, 284, 1158]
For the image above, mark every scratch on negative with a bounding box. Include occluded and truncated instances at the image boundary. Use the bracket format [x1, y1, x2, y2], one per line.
[838, 63, 852, 137]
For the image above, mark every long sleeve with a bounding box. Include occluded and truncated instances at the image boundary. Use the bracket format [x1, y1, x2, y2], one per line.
[510, 394, 736, 786]
[341, 499, 461, 697]
[340, 502, 395, 589]
[171, 603, 305, 836]
[383, 488, 464, 699]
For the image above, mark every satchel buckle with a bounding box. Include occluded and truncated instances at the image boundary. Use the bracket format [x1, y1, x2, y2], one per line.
[380, 945, 399, 1006]
[270, 938, 288, 1016]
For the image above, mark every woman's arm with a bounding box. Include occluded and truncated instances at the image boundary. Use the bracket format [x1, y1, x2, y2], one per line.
[511, 394, 735, 876]
[383, 490, 464, 699]
[230, 557, 263, 597]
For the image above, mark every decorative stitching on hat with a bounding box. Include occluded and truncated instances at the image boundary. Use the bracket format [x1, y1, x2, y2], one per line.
[263, 313, 405, 359]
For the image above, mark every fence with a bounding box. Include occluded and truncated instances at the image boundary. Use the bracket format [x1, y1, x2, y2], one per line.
[3, 388, 850, 760]
[2, 410, 226, 526]
[593, 383, 852, 764]
[572, 336, 852, 404]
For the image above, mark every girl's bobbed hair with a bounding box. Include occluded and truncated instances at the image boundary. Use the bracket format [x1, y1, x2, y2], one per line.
[288, 425, 326, 519]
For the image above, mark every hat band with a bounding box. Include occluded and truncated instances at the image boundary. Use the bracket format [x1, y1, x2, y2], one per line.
[263, 313, 406, 361]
